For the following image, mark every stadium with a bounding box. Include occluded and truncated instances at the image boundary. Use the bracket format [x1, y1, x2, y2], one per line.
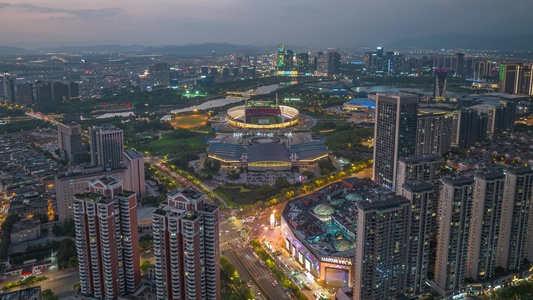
[226, 104, 299, 129]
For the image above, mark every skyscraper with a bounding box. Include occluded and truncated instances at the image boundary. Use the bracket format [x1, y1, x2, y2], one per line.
[153, 187, 220, 300]
[497, 167, 533, 271]
[466, 171, 505, 281]
[352, 195, 410, 300]
[151, 63, 170, 87]
[36, 82, 53, 103]
[123, 149, 146, 200]
[416, 111, 453, 156]
[487, 101, 517, 138]
[434, 176, 474, 297]
[434, 70, 447, 98]
[373, 92, 419, 190]
[2, 73, 15, 103]
[398, 180, 435, 297]
[69, 82, 80, 100]
[455, 53, 465, 76]
[499, 64, 533, 95]
[277, 44, 285, 71]
[90, 125, 124, 170]
[74, 176, 141, 299]
[396, 155, 442, 189]
[451, 109, 487, 148]
[51, 81, 70, 102]
[316, 52, 329, 75]
[296, 52, 309, 75]
[57, 121, 84, 163]
[327, 52, 341, 75]
[15, 83, 33, 104]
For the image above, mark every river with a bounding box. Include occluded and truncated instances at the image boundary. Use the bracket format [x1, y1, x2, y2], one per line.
[170, 84, 282, 114]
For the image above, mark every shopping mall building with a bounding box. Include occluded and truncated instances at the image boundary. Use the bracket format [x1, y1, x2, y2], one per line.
[280, 182, 358, 290]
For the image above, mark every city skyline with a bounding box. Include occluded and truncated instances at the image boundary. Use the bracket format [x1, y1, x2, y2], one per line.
[0, 0, 532, 48]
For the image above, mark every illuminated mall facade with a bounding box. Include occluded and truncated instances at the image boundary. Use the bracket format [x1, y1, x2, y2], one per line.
[280, 185, 357, 290]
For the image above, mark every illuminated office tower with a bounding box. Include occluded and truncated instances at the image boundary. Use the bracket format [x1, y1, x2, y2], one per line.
[433, 176, 474, 298]
[372, 92, 418, 190]
[497, 167, 533, 271]
[466, 171, 505, 281]
[277, 44, 285, 71]
[328, 52, 341, 75]
[296, 52, 309, 75]
[73, 176, 141, 299]
[153, 187, 220, 300]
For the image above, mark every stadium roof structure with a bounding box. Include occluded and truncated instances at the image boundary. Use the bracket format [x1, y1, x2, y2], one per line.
[248, 143, 290, 163]
[292, 141, 329, 161]
[207, 143, 243, 162]
[344, 98, 376, 108]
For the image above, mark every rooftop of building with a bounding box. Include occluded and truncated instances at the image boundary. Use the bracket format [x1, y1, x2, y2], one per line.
[248, 143, 290, 163]
[505, 166, 533, 176]
[0, 286, 41, 300]
[168, 186, 204, 201]
[401, 180, 435, 193]
[89, 175, 121, 186]
[207, 143, 243, 161]
[440, 176, 475, 186]
[475, 170, 505, 181]
[398, 154, 442, 163]
[11, 219, 40, 232]
[343, 98, 376, 108]
[292, 142, 329, 161]
[124, 149, 143, 160]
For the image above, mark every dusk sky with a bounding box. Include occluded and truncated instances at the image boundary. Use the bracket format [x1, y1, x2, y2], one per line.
[0, 0, 532, 48]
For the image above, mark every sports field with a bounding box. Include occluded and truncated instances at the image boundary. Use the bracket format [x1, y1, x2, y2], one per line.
[171, 114, 207, 128]
[249, 116, 279, 124]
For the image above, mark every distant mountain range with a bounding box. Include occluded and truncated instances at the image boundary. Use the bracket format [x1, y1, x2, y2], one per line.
[387, 33, 533, 51]
[0, 43, 271, 56]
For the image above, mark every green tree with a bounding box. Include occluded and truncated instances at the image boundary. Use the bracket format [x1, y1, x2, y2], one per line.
[42, 289, 58, 300]
[67, 256, 78, 268]
[275, 177, 290, 189]
[56, 238, 76, 269]
[140, 260, 155, 275]
[320, 167, 330, 175]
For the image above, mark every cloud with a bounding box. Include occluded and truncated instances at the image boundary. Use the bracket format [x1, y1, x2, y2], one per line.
[0, 2, 121, 19]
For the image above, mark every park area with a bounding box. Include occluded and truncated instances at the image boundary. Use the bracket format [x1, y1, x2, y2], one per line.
[170, 114, 208, 128]
[134, 128, 209, 156]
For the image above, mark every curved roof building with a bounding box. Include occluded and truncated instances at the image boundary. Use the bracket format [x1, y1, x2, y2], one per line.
[247, 143, 291, 171]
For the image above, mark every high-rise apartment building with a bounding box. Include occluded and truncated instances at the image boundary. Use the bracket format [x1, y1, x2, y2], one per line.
[352, 196, 410, 300]
[487, 101, 516, 138]
[398, 180, 435, 297]
[57, 121, 84, 163]
[316, 53, 329, 75]
[466, 171, 505, 281]
[2, 73, 15, 103]
[90, 125, 124, 170]
[153, 187, 220, 300]
[497, 167, 533, 271]
[434, 176, 474, 297]
[52, 81, 70, 102]
[416, 111, 453, 156]
[16, 83, 33, 104]
[451, 109, 487, 148]
[74, 176, 141, 299]
[69, 82, 80, 100]
[36, 82, 53, 103]
[396, 154, 442, 189]
[373, 92, 418, 190]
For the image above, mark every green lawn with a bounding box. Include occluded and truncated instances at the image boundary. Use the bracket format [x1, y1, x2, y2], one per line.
[172, 115, 207, 127]
[133, 129, 209, 156]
